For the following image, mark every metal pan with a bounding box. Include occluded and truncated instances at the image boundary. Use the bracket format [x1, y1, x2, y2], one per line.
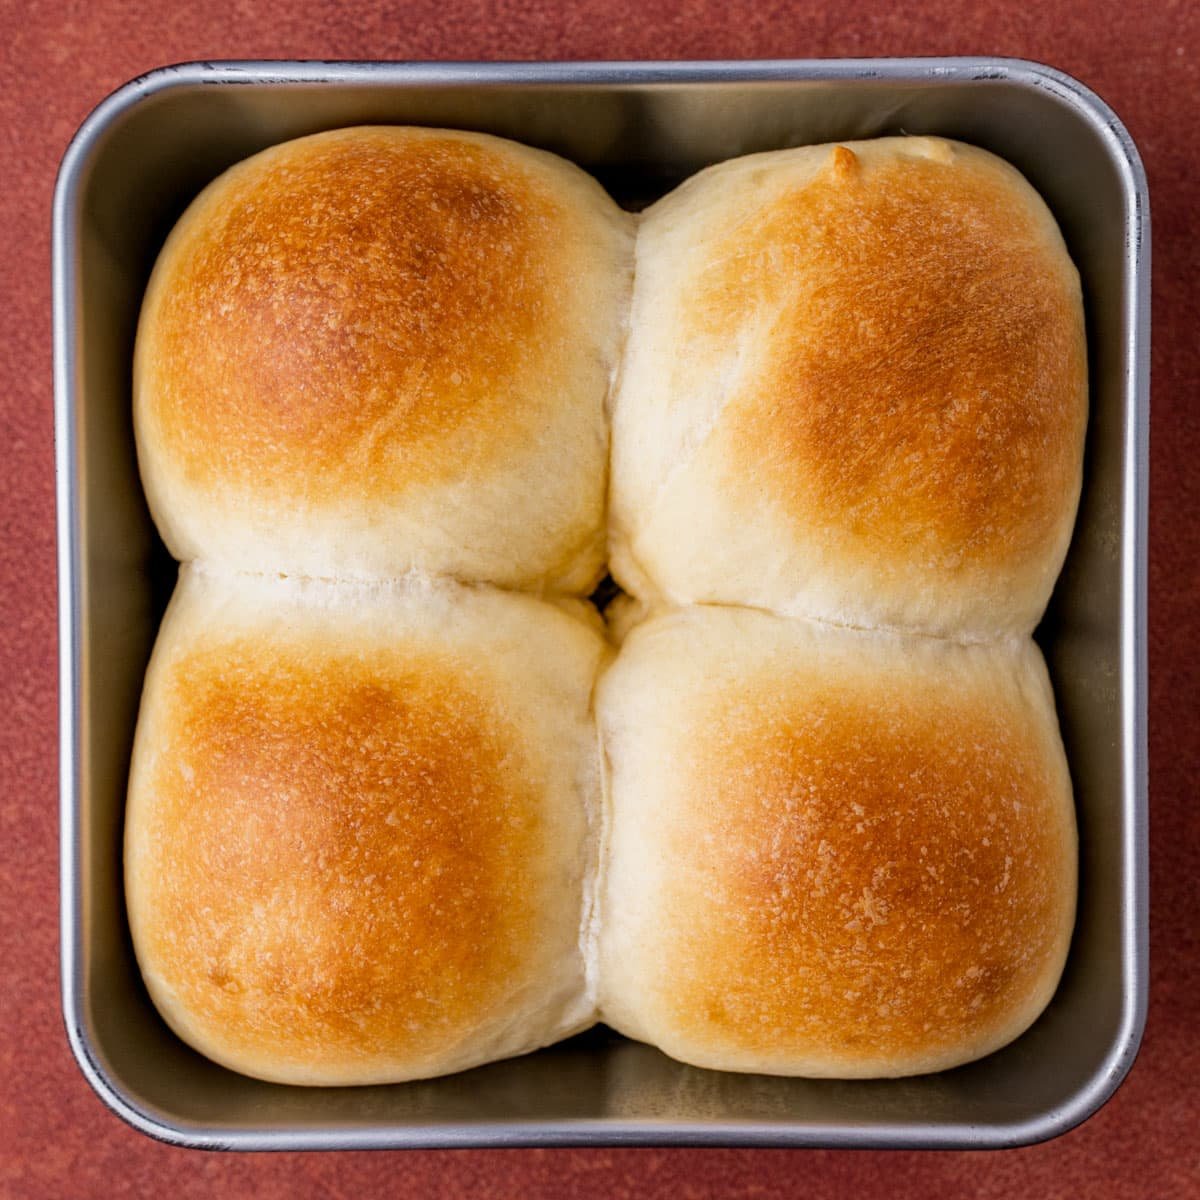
[53, 58, 1149, 1149]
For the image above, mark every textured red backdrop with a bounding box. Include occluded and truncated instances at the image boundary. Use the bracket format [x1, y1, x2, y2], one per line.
[2, 1, 1197, 1196]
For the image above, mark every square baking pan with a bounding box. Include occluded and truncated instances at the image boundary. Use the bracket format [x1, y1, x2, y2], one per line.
[54, 58, 1149, 1150]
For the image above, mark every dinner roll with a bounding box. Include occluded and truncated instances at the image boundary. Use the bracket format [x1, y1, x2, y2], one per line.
[135, 126, 633, 593]
[611, 137, 1087, 638]
[597, 606, 1076, 1077]
[126, 566, 607, 1085]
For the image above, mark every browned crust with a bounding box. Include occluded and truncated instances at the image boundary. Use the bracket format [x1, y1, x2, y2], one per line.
[129, 638, 548, 1074]
[658, 665, 1073, 1067]
[138, 127, 581, 503]
[700, 144, 1086, 579]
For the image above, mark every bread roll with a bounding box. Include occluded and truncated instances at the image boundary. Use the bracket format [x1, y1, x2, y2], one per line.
[611, 137, 1087, 638]
[597, 606, 1076, 1077]
[135, 126, 633, 593]
[126, 566, 607, 1085]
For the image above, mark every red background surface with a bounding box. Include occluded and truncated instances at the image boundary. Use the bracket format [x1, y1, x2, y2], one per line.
[2, 1, 1197, 1196]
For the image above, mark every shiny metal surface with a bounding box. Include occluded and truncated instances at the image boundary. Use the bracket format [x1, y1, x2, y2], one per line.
[53, 58, 1149, 1150]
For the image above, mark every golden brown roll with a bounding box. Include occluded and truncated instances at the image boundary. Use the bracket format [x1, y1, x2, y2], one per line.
[596, 606, 1076, 1077]
[610, 137, 1087, 638]
[134, 126, 633, 593]
[126, 566, 607, 1085]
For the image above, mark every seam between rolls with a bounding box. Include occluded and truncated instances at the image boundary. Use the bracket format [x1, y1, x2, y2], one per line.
[579, 647, 615, 1021]
[681, 596, 1036, 650]
[184, 554, 598, 603]
[599, 212, 640, 579]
